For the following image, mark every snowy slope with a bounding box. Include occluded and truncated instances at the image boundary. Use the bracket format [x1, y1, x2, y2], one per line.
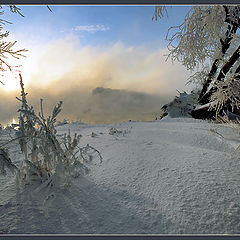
[0, 118, 240, 234]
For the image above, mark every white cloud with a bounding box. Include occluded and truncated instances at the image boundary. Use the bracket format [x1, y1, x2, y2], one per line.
[73, 24, 110, 33]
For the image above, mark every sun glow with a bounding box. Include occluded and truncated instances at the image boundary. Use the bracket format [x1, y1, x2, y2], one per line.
[0, 61, 32, 92]
[1, 71, 21, 91]
[0, 47, 36, 92]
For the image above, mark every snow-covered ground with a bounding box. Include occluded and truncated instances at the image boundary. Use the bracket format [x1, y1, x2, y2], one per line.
[0, 118, 240, 234]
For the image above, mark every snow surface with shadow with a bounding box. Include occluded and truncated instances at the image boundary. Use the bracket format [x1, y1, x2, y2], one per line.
[0, 118, 240, 234]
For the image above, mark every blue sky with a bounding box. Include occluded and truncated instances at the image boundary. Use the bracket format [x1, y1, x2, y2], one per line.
[3, 5, 190, 48]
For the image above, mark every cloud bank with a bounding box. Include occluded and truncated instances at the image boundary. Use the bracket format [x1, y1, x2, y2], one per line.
[0, 35, 192, 125]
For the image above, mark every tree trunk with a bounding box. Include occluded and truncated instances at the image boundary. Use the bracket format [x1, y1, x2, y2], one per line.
[192, 63, 240, 120]
[198, 5, 240, 104]
[199, 45, 240, 105]
[217, 45, 240, 81]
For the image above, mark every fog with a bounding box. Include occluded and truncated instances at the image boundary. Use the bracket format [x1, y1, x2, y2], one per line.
[0, 36, 192, 125]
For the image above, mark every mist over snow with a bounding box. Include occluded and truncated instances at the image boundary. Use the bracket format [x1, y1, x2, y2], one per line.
[0, 85, 168, 125]
[83, 87, 166, 123]
[0, 35, 192, 125]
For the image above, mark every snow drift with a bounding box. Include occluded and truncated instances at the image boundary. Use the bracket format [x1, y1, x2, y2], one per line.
[0, 118, 240, 234]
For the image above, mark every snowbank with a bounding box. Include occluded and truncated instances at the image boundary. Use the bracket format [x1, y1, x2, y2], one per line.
[0, 118, 240, 234]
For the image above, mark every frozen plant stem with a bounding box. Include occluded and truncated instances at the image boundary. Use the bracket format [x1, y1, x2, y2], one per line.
[0, 74, 102, 189]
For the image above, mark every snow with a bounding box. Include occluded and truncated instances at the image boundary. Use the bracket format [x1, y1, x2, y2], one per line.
[161, 91, 198, 119]
[0, 117, 240, 234]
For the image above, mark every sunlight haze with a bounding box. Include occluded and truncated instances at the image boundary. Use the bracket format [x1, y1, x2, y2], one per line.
[0, 5, 192, 125]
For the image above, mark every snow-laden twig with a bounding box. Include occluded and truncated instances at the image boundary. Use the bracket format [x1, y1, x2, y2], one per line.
[1, 74, 102, 189]
[79, 144, 103, 165]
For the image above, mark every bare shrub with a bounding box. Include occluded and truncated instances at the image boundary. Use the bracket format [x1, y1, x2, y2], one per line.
[0, 74, 102, 189]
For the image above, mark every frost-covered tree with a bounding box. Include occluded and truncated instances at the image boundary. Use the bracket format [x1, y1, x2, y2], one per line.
[0, 5, 27, 84]
[154, 5, 240, 119]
